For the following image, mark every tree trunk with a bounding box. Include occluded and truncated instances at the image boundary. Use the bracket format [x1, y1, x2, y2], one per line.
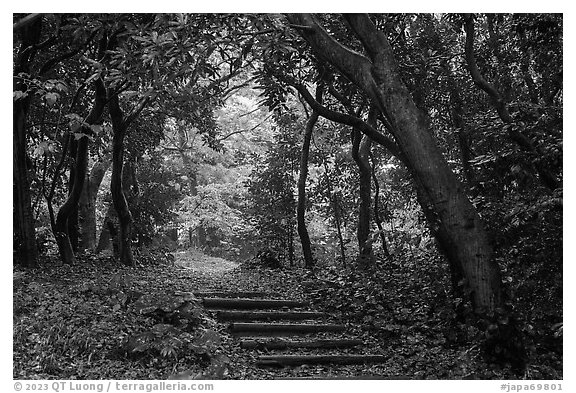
[54, 136, 88, 263]
[110, 129, 134, 266]
[67, 138, 80, 253]
[108, 94, 135, 266]
[352, 130, 373, 257]
[287, 14, 525, 367]
[14, 101, 39, 268]
[13, 16, 42, 268]
[54, 79, 106, 264]
[78, 155, 111, 251]
[107, 91, 150, 266]
[95, 204, 115, 254]
[369, 150, 390, 257]
[297, 86, 322, 269]
[95, 158, 137, 254]
[288, 13, 502, 315]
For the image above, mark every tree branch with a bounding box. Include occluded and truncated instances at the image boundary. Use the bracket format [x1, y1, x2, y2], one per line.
[285, 14, 375, 95]
[13, 13, 42, 32]
[292, 82, 403, 162]
[463, 14, 512, 123]
[124, 96, 152, 129]
[39, 30, 97, 76]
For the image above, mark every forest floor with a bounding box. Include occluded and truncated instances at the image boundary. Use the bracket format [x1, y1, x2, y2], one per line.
[13, 248, 562, 380]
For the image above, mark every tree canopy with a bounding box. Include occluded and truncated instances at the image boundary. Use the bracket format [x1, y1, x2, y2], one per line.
[13, 13, 562, 381]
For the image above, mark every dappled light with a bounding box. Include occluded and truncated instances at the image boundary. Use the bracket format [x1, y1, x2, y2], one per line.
[13, 13, 562, 381]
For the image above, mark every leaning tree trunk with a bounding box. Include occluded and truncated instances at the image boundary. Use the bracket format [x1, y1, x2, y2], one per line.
[297, 85, 322, 269]
[288, 13, 503, 317]
[13, 16, 42, 268]
[288, 14, 525, 368]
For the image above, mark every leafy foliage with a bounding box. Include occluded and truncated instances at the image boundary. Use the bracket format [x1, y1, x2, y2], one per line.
[128, 152, 184, 246]
[13, 254, 224, 379]
[13, 13, 562, 380]
[245, 114, 301, 265]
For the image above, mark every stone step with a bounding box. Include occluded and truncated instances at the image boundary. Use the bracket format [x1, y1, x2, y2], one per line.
[229, 322, 346, 335]
[202, 298, 308, 310]
[240, 338, 363, 350]
[278, 376, 406, 380]
[256, 354, 388, 367]
[195, 291, 280, 298]
[216, 310, 327, 321]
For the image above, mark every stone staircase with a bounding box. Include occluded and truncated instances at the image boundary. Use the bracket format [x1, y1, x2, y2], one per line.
[195, 290, 388, 369]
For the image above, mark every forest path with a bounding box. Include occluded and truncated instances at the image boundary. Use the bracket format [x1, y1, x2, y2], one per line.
[174, 249, 240, 274]
[170, 249, 393, 379]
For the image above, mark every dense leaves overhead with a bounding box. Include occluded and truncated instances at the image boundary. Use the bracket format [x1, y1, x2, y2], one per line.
[14, 13, 561, 380]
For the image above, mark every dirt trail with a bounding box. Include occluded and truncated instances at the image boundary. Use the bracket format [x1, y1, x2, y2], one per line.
[174, 249, 239, 274]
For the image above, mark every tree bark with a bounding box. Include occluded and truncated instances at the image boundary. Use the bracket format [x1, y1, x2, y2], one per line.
[14, 100, 39, 268]
[288, 13, 502, 315]
[54, 79, 106, 264]
[78, 154, 111, 251]
[95, 204, 116, 254]
[108, 94, 133, 266]
[288, 14, 526, 367]
[369, 150, 390, 257]
[110, 125, 134, 266]
[95, 159, 135, 254]
[297, 85, 322, 269]
[67, 138, 79, 253]
[351, 130, 372, 257]
[107, 90, 151, 266]
[13, 16, 42, 268]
